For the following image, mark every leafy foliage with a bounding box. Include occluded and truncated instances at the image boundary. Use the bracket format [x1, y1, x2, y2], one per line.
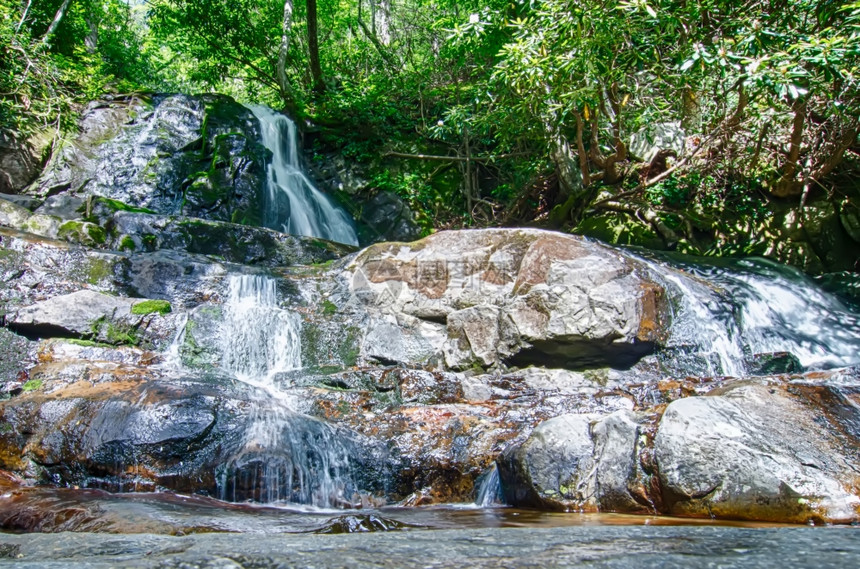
[1, 0, 858, 264]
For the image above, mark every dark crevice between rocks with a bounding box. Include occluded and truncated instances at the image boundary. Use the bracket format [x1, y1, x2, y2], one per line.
[319, 377, 351, 390]
[4, 322, 81, 343]
[367, 355, 401, 367]
[416, 313, 447, 326]
[505, 339, 656, 372]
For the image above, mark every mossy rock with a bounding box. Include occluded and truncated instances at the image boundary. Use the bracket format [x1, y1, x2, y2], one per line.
[21, 379, 43, 392]
[92, 196, 157, 216]
[57, 220, 107, 247]
[118, 235, 136, 251]
[89, 316, 140, 347]
[302, 320, 361, 370]
[20, 214, 62, 239]
[575, 213, 666, 250]
[131, 299, 172, 316]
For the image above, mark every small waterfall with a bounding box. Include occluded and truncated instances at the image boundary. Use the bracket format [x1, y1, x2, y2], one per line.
[246, 104, 359, 247]
[217, 405, 357, 507]
[630, 252, 860, 375]
[474, 464, 504, 508]
[216, 274, 359, 508]
[220, 275, 302, 386]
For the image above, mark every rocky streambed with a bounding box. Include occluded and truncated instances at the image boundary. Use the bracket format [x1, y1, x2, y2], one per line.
[0, 94, 859, 536]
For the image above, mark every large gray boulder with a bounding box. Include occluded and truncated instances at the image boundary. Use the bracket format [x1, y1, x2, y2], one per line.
[346, 228, 668, 370]
[8, 289, 174, 348]
[497, 410, 647, 512]
[655, 381, 860, 523]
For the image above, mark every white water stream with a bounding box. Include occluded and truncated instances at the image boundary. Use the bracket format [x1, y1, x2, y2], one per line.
[215, 275, 355, 507]
[246, 104, 359, 247]
[630, 253, 860, 376]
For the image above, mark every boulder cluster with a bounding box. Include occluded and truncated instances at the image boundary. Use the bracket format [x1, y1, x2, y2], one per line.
[0, 95, 858, 526]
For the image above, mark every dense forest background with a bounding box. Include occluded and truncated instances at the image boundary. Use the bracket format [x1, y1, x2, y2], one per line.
[2, 0, 859, 270]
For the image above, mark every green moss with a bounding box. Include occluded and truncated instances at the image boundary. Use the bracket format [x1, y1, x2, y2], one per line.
[63, 338, 113, 348]
[131, 299, 172, 316]
[0, 422, 13, 433]
[337, 399, 351, 416]
[90, 316, 106, 337]
[118, 235, 136, 251]
[141, 234, 158, 251]
[22, 379, 43, 392]
[93, 197, 157, 215]
[320, 300, 337, 316]
[338, 326, 361, 367]
[58, 221, 107, 246]
[105, 322, 139, 346]
[90, 315, 139, 346]
[85, 258, 113, 285]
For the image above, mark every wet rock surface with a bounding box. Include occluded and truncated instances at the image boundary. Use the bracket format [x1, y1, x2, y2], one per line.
[0, 526, 859, 568]
[2, 97, 860, 527]
[30, 94, 268, 226]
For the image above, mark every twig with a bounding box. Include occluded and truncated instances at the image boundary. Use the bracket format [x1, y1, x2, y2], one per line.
[383, 151, 531, 163]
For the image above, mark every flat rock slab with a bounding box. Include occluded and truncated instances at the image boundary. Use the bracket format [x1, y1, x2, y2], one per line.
[0, 527, 858, 568]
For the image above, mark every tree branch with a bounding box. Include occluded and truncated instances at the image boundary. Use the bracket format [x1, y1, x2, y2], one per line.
[41, 0, 73, 45]
[591, 134, 711, 208]
[358, 0, 398, 70]
[383, 151, 531, 162]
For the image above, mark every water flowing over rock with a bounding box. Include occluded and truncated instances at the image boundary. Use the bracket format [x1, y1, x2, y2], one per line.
[4, 138, 860, 531]
[10, 93, 860, 526]
[246, 105, 359, 246]
[24, 94, 359, 248]
[636, 253, 860, 375]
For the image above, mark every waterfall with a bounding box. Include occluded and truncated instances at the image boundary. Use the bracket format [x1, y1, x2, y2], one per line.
[246, 104, 359, 247]
[630, 252, 860, 375]
[474, 464, 504, 508]
[216, 274, 358, 508]
[220, 274, 302, 387]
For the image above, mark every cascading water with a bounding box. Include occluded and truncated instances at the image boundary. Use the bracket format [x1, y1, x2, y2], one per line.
[246, 104, 359, 247]
[629, 251, 860, 376]
[215, 274, 358, 507]
[474, 464, 504, 508]
[219, 275, 302, 386]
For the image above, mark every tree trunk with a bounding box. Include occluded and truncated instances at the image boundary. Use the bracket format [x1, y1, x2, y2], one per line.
[574, 112, 592, 187]
[372, 0, 392, 45]
[41, 0, 73, 45]
[358, 0, 398, 69]
[773, 100, 806, 197]
[548, 135, 593, 228]
[306, 0, 325, 95]
[85, 8, 100, 54]
[277, 0, 295, 102]
[16, 0, 34, 33]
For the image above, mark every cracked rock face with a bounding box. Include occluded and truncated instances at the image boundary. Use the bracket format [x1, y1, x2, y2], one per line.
[346, 228, 668, 370]
[655, 381, 860, 523]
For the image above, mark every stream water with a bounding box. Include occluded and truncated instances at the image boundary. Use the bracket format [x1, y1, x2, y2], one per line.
[246, 105, 359, 247]
[214, 275, 359, 507]
[628, 250, 860, 376]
